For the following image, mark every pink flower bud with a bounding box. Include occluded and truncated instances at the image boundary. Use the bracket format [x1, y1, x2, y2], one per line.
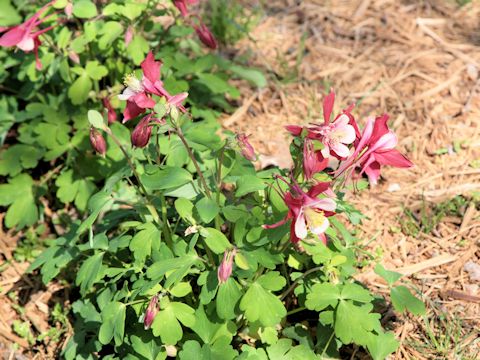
[65, 2, 73, 17]
[131, 114, 154, 148]
[89, 128, 106, 155]
[143, 295, 158, 330]
[217, 248, 236, 284]
[236, 133, 256, 161]
[124, 26, 133, 47]
[173, 0, 198, 17]
[194, 23, 218, 50]
[102, 97, 117, 124]
[68, 51, 80, 64]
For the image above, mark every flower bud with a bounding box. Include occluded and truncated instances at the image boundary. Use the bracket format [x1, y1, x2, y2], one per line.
[217, 248, 236, 284]
[194, 23, 218, 50]
[89, 128, 106, 156]
[68, 51, 80, 64]
[131, 114, 154, 148]
[124, 26, 133, 47]
[143, 295, 158, 330]
[64, 2, 73, 17]
[236, 133, 256, 161]
[102, 97, 117, 124]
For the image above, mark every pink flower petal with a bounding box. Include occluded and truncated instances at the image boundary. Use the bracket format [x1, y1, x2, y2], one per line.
[0, 26, 26, 47]
[323, 90, 335, 124]
[330, 142, 350, 158]
[294, 212, 308, 239]
[141, 51, 161, 84]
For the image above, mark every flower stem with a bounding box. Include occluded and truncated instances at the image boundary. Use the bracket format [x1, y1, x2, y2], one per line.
[175, 127, 212, 199]
[286, 306, 306, 316]
[160, 195, 173, 248]
[105, 128, 160, 224]
[279, 266, 323, 300]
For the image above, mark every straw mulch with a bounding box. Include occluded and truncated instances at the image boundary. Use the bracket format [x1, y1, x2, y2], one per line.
[224, 0, 480, 358]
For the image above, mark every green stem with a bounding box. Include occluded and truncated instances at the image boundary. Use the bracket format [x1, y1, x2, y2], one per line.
[214, 141, 227, 230]
[106, 128, 160, 224]
[321, 331, 335, 357]
[286, 306, 305, 317]
[175, 127, 212, 199]
[279, 266, 323, 300]
[160, 195, 173, 248]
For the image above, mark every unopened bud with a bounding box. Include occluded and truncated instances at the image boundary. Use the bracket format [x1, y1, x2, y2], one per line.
[143, 295, 159, 330]
[194, 23, 218, 50]
[89, 127, 106, 155]
[217, 248, 236, 284]
[165, 345, 177, 357]
[125, 26, 134, 47]
[236, 133, 256, 161]
[65, 2, 73, 17]
[68, 51, 80, 64]
[131, 114, 154, 148]
[102, 97, 117, 124]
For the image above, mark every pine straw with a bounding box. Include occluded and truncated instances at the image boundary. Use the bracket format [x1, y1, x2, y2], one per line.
[223, 0, 480, 357]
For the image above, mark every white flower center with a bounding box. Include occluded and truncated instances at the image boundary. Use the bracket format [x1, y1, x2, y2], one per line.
[124, 73, 144, 93]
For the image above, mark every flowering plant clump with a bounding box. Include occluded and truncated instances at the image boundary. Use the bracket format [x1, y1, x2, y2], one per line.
[1, 1, 424, 359]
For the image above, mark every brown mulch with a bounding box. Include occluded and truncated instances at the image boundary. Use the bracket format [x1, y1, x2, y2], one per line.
[224, 0, 480, 358]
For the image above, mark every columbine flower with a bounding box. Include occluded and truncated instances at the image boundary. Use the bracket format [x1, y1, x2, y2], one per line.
[103, 97, 117, 124]
[236, 133, 256, 161]
[89, 128, 107, 156]
[194, 22, 218, 50]
[0, 1, 56, 70]
[217, 248, 236, 284]
[118, 51, 188, 122]
[335, 114, 413, 185]
[264, 180, 336, 244]
[143, 295, 158, 330]
[173, 0, 198, 17]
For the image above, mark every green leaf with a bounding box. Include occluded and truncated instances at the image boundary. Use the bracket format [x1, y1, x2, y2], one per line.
[0, 0, 21, 26]
[195, 197, 220, 223]
[98, 21, 123, 50]
[170, 282, 192, 298]
[200, 228, 231, 254]
[151, 301, 195, 345]
[141, 167, 193, 191]
[341, 283, 373, 303]
[217, 278, 242, 320]
[0, 174, 38, 229]
[73, 0, 98, 19]
[305, 283, 340, 311]
[230, 65, 267, 88]
[196, 73, 232, 94]
[235, 176, 266, 197]
[56, 170, 95, 212]
[0, 145, 43, 176]
[257, 272, 286, 292]
[76, 252, 104, 295]
[240, 283, 286, 326]
[129, 223, 161, 263]
[367, 331, 399, 360]
[335, 301, 381, 346]
[374, 264, 402, 286]
[175, 198, 194, 222]
[127, 34, 149, 65]
[391, 286, 425, 315]
[85, 60, 108, 80]
[99, 302, 126, 346]
[68, 72, 92, 104]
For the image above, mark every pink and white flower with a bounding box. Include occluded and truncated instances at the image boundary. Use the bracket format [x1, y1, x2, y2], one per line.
[118, 52, 188, 122]
[264, 180, 336, 244]
[335, 114, 413, 185]
[0, 1, 57, 70]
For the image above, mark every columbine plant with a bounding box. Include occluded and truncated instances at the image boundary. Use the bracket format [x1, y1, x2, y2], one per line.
[6, 2, 424, 359]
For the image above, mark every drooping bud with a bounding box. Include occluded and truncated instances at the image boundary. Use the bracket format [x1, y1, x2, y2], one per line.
[173, 0, 198, 17]
[68, 51, 80, 64]
[131, 114, 154, 148]
[143, 295, 158, 330]
[217, 248, 237, 284]
[102, 97, 117, 124]
[124, 25, 134, 47]
[89, 127, 106, 156]
[236, 133, 256, 161]
[194, 23, 218, 50]
[64, 2, 73, 17]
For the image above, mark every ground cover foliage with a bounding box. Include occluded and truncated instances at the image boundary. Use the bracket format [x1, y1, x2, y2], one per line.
[0, 1, 425, 358]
